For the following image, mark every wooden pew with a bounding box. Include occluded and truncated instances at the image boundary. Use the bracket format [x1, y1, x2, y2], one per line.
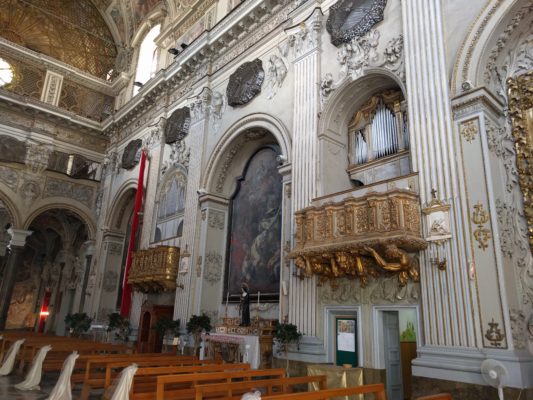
[263, 383, 387, 400]
[79, 355, 200, 399]
[119, 363, 252, 400]
[193, 374, 327, 400]
[415, 394, 453, 400]
[154, 368, 287, 400]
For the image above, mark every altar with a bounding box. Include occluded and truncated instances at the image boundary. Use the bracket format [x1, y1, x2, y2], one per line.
[205, 317, 275, 369]
[205, 333, 261, 369]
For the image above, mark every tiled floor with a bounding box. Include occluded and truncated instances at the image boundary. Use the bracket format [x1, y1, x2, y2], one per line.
[0, 372, 102, 400]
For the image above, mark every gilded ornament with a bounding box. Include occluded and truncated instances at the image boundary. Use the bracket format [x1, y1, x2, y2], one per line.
[461, 119, 479, 143]
[484, 318, 505, 347]
[507, 71, 533, 252]
[289, 190, 426, 287]
[472, 202, 492, 250]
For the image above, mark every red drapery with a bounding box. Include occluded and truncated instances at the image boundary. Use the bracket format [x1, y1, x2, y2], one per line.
[120, 149, 147, 317]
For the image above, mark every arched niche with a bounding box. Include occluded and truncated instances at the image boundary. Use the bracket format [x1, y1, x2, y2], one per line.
[198, 114, 291, 320]
[318, 71, 406, 196]
[0, 186, 22, 229]
[202, 113, 291, 198]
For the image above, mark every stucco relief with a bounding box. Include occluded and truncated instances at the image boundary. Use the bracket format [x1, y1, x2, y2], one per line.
[483, 4, 533, 102]
[203, 252, 223, 285]
[321, 31, 405, 107]
[264, 54, 288, 100]
[44, 178, 95, 209]
[161, 140, 190, 175]
[210, 91, 225, 133]
[19, 178, 42, 207]
[190, 88, 212, 122]
[486, 120, 518, 193]
[287, 10, 322, 58]
[0, 166, 19, 192]
[509, 308, 527, 349]
[208, 210, 225, 230]
[143, 118, 166, 150]
[25, 142, 53, 175]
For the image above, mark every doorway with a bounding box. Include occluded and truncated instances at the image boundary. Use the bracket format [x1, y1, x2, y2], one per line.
[375, 307, 419, 400]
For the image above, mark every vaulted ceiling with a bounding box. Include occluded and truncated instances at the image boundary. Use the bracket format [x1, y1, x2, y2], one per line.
[0, 0, 118, 78]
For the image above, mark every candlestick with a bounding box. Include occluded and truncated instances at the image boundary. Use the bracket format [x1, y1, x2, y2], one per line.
[225, 292, 229, 317]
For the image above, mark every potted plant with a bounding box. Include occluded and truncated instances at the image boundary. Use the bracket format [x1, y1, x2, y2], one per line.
[273, 321, 302, 376]
[64, 312, 92, 337]
[186, 313, 212, 357]
[154, 316, 181, 352]
[107, 312, 132, 343]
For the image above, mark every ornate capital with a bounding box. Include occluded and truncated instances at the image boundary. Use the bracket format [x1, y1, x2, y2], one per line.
[7, 228, 32, 248]
[286, 8, 323, 60]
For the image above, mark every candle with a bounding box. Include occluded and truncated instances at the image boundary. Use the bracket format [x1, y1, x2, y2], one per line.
[257, 291, 260, 305]
[226, 292, 229, 308]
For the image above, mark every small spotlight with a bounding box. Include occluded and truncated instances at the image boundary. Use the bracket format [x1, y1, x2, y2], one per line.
[180, 43, 188, 50]
[168, 48, 179, 55]
[133, 81, 144, 87]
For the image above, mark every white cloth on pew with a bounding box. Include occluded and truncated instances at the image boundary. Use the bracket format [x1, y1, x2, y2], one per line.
[0, 339, 25, 375]
[46, 351, 79, 400]
[15, 344, 52, 390]
[241, 390, 262, 400]
[106, 363, 138, 400]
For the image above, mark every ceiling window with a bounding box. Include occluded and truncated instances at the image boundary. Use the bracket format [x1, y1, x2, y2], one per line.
[0, 58, 14, 87]
[133, 24, 161, 96]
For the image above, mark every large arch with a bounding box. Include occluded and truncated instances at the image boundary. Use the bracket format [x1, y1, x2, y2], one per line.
[0, 184, 22, 228]
[451, 0, 529, 95]
[317, 71, 407, 196]
[202, 113, 291, 197]
[105, 180, 138, 232]
[23, 201, 96, 240]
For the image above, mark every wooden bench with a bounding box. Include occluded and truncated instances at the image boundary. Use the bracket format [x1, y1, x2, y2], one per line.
[153, 368, 287, 400]
[194, 374, 327, 400]
[79, 355, 200, 399]
[263, 383, 386, 400]
[115, 363, 252, 400]
[415, 394, 453, 400]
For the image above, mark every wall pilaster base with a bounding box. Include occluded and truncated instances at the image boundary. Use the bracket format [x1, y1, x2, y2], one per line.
[412, 346, 533, 389]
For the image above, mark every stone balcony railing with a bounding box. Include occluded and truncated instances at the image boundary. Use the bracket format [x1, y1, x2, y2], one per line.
[290, 189, 427, 287]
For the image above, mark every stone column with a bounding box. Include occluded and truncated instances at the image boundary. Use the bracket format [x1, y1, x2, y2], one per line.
[401, 0, 511, 385]
[285, 7, 322, 336]
[0, 228, 32, 330]
[173, 88, 211, 325]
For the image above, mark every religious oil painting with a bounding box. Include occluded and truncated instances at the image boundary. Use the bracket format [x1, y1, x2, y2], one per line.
[225, 146, 282, 300]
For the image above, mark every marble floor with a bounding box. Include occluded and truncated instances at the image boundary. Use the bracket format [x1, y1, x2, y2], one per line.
[0, 372, 102, 400]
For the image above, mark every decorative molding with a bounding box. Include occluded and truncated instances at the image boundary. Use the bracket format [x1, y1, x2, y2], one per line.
[460, 119, 479, 143]
[203, 251, 223, 284]
[486, 119, 518, 193]
[472, 202, 491, 250]
[40, 71, 64, 106]
[208, 210, 225, 230]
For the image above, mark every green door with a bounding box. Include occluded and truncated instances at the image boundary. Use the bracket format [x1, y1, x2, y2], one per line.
[335, 317, 358, 366]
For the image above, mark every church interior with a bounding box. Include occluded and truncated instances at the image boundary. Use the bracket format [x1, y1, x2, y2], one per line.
[0, 0, 531, 399]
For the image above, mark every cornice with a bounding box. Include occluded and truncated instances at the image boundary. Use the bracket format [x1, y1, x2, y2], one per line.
[104, 0, 305, 138]
[0, 89, 105, 136]
[0, 38, 121, 96]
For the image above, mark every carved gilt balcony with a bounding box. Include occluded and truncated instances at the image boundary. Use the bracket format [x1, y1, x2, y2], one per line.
[289, 189, 427, 287]
[128, 246, 180, 292]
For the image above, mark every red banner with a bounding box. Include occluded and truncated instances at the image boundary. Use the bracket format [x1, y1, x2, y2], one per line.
[120, 149, 147, 317]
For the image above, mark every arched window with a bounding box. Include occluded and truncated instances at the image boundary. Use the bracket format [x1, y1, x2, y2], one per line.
[347, 90, 410, 185]
[133, 24, 160, 96]
[154, 171, 187, 242]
